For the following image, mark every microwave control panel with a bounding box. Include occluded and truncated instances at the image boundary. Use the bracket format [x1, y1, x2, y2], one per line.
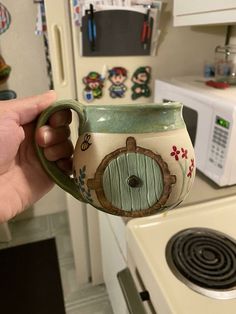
[208, 116, 230, 170]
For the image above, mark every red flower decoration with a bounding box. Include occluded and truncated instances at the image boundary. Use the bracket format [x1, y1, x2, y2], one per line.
[187, 168, 192, 178]
[170, 146, 180, 161]
[181, 148, 188, 159]
[187, 158, 195, 177]
[190, 158, 194, 167]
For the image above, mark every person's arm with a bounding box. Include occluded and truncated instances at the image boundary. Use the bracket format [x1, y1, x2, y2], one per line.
[0, 91, 73, 222]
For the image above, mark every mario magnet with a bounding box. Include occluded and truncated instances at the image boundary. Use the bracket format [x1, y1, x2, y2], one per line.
[108, 67, 128, 98]
[131, 66, 151, 100]
[83, 71, 104, 102]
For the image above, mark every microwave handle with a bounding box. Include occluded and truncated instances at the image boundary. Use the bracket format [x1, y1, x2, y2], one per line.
[117, 268, 148, 314]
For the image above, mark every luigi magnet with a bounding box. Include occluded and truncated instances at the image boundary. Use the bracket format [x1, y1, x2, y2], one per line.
[131, 66, 151, 100]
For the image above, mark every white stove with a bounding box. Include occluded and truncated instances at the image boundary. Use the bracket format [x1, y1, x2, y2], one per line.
[127, 195, 236, 314]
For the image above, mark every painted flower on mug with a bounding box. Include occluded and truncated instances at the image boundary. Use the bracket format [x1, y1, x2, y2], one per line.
[181, 148, 188, 159]
[169, 145, 195, 205]
[171, 145, 194, 178]
[187, 159, 195, 178]
[170, 146, 180, 160]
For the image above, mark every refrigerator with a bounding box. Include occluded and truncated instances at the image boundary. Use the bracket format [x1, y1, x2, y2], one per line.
[44, 0, 159, 285]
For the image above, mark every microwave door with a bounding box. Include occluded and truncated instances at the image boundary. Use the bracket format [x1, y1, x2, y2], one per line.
[205, 112, 233, 186]
[182, 106, 198, 146]
[155, 89, 214, 174]
[181, 100, 214, 175]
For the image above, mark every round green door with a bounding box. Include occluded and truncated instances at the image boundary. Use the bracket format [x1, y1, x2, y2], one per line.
[102, 152, 164, 212]
[87, 137, 176, 217]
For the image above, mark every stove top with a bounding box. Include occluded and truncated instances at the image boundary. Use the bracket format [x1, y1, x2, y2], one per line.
[166, 227, 236, 299]
[127, 195, 236, 314]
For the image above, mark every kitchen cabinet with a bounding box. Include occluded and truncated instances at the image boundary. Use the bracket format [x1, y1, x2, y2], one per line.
[173, 0, 236, 26]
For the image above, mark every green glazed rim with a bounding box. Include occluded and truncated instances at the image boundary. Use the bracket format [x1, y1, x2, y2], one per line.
[83, 101, 184, 133]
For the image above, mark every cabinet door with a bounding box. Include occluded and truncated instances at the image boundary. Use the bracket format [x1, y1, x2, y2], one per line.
[174, 0, 236, 26]
[99, 212, 129, 314]
[175, 0, 236, 15]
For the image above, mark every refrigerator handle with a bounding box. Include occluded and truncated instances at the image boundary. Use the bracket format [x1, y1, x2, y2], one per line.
[44, 0, 75, 99]
[52, 24, 66, 85]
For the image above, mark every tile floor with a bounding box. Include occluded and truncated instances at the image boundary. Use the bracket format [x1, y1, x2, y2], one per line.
[0, 211, 113, 314]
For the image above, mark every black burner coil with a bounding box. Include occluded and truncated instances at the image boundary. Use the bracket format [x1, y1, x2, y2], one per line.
[166, 228, 236, 290]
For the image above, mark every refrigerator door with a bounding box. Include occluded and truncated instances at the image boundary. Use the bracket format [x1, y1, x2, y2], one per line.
[68, 1, 104, 285]
[44, 0, 92, 285]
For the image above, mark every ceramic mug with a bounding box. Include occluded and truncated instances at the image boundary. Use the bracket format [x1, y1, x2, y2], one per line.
[35, 100, 195, 217]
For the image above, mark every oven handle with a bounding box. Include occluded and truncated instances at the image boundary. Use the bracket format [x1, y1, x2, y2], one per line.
[117, 268, 148, 314]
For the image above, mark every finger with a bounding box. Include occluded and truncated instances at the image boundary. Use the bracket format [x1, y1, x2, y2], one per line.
[48, 109, 72, 128]
[43, 140, 74, 161]
[4, 90, 57, 125]
[56, 158, 73, 175]
[36, 125, 71, 147]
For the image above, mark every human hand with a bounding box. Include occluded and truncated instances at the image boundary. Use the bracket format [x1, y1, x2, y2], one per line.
[0, 91, 73, 222]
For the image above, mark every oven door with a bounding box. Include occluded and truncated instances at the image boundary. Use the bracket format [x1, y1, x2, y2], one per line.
[117, 268, 147, 314]
[118, 265, 156, 314]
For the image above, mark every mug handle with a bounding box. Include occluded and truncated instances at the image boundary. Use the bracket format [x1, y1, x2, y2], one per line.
[35, 99, 85, 202]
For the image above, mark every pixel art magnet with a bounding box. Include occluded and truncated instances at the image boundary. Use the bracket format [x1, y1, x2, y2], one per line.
[131, 66, 151, 100]
[108, 67, 128, 98]
[83, 71, 105, 102]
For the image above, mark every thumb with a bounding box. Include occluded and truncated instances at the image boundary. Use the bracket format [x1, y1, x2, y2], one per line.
[3, 90, 57, 125]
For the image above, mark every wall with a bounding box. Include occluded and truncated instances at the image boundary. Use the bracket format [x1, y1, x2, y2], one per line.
[229, 25, 236, 44]
[156, 0, 227, 78]
[0, 1, 49, 97]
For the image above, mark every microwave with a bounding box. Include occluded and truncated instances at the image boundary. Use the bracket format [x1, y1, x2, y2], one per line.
[155, 76, 236, 186]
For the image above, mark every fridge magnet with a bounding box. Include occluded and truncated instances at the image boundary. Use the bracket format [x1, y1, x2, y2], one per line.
[82, 71, 104, 102]
[0, 3, 11, 35]
[131, 66, 151, 100]
[72, 0, 81, 27]
[108, 67, 128, 98]
[0, 55, 11, 84]
[35, 1, 47, 35]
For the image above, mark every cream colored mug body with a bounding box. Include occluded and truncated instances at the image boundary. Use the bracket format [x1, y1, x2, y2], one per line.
[35, 100, 195, 217]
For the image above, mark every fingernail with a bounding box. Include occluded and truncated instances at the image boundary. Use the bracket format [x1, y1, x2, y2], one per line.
[43, 130, 50, 146]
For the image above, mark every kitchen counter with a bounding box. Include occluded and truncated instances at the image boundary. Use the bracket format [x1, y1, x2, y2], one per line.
[180, 170, 236, 207]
